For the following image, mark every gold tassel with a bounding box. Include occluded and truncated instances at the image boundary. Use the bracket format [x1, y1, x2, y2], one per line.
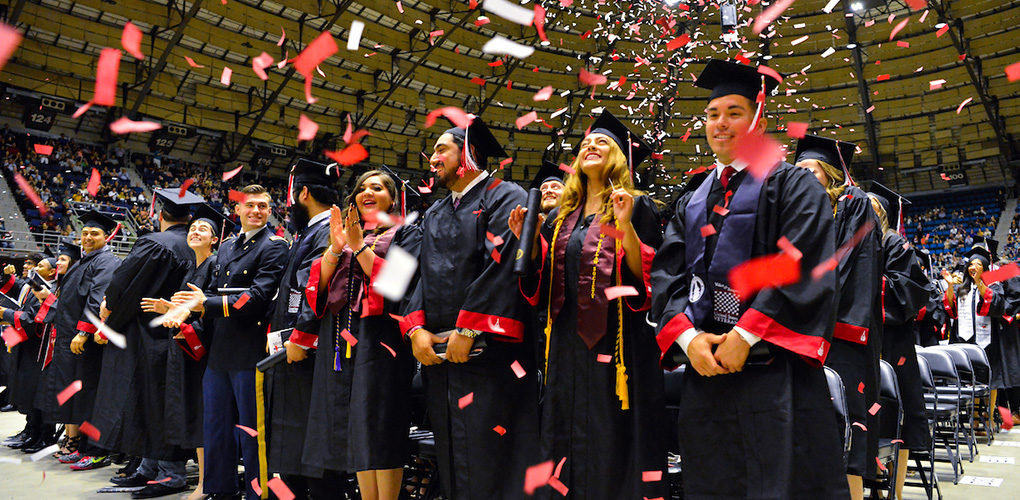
[613, 222, 629, 410]
[544, 217, 565, 379]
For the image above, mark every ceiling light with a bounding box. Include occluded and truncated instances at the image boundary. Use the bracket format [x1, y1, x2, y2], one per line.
[850, 2, 863, 12]
[847, 43, 857, 49]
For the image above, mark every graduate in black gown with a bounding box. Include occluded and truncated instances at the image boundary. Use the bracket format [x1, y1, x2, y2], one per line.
[310, 170, 420, 500]
[795, 135, 882, 497]
[511, 111, 668, 499]
[915, 250, 948, 347]
[650, 59, 849, 500]
[993, 267, 1020, 426]
[866, 186, 931, 500]
[401, 117, 540, 500]
[36, 211, 121, 470]
[263, 159, 342, 500]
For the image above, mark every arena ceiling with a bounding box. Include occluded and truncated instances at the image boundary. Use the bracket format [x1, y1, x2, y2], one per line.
[2, 0, 1019, 200]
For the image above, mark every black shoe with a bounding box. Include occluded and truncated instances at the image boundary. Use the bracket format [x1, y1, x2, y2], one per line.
[112, 472, 157, 487]
[6, 434, 31, 449]
[10, 435, 39, 450]
[19, 437, 55, 454]
[131, 483, 188, 499]
[0, 404, 15, 412]
[2, 430, 29, 446]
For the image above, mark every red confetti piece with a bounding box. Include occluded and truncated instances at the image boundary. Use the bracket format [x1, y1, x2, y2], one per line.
[491, 247, 501, 264]
[298, 114, 319, 141]
[853, 422, 867, 431]
[734, 133, 784, 180]
[757, 65, 783, 84]
[184, 56, 204, 68]
[57, 380, 83, 406]
[875, 457, 887, 472]
[121, 22, 144, 60]
[458, 392, 474, 409]
[1, 326, 26, 347]
[424, 106, 472, 129]
[267, 477, 295, 500]
[642, 470, 663, 482]
[109, 117, 162, 135]
[487, 178, 503, 191]
[499, 158, 513, 170]
[876, 74, 891, 82]
[228, 189, 247, 203]
[470, 76, 487, 86]
[712, 205, 730, 216]
[559, 163, 575, 175]
[956, 97, 973, 114]
[388, 313, 404, 323]
[605, 285, 639, 301]
[868, 402, 881, 415]
[776, 236, 802, 261]
[729, 253, 800, 301]
[277, 27, 286, 47]
[33, 144, 53, 155]
[666, 34, 690, 51]
[232, 292, 251, 310]
[236, 424, 258, 437]
[982, 263, 1020, 284]
[905, 0, 926, 9]
[533, 86, 553, 101]
[493, 425, 507, 435]
[534, 5, 548, 42]
[380, 342, 396, 357]
[0, 23, 22, 74]
[325, 144, 369, 166]
[858, 382, 865, 393]
[220, 66, 232, 86]
[600, 225, 625, 240]
[179, 178, 195, 198]
[94, 48, 121, 106]
[596, 354, 612, 363]
[474, 17, 489, 27]
[87, 168, 101, 197]
[547, 477, 569, 496]
[510, 360, 526, 379]
[889, 18, 910, 41]
[865, 105, 876, 114]
[999, 406, 1014, 430]
[13, 173, 46, 216]
[72, 102, 92, 119]
[700, 225, 717, 238]
[1006, 61, 1020, 82]
[897, 41, 910, 48]
[252, 52, 274, 80]
[752, 0, 797, 35]
[486, 231, 505, 247]
[578, 68, 607, 86]
[524, 460, 554, 495]
[79, 421, 101, 441]
[223, 164, 244, 182]
[294, 32, 338, 78]
[936, 25, 950, 38]
[147, 477, 172, 485]
[897, 356, 906, 366]
[786, 121, 809, 138]
[339, 328, 358, 346]
[516, 111, 538, 130]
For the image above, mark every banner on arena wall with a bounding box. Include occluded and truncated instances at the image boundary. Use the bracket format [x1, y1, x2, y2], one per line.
[149, 123, 196, 153]
[251, 144, 292, 172]
[940, 164, 968, 186]
[22, 103, 57, 132]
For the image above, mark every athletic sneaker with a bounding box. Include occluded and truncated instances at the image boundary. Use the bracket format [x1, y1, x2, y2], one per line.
[69, 455, 111, 471]
[57, 450, 83, 464]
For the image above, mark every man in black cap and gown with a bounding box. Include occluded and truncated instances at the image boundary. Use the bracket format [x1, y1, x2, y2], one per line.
[530, 160, 565, 216]
[91, 188, 205, 498]
[651, 59, 849, 499]
[401, 117, 540, 499]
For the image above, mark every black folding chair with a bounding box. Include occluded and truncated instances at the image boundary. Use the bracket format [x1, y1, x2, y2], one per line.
[949, 343, 994, 443]
[868, 359, 903, 500]
[823, 366, 851, 471]
[933, 346, 979, 458]
[917, 349, 965, 484]
[912, 355, 944, 500]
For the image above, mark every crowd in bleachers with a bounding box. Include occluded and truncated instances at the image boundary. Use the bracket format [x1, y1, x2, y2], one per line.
[903, 186, 1005, 271]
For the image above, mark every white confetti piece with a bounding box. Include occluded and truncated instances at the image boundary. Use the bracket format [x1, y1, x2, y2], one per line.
[482, 36, 534, 59]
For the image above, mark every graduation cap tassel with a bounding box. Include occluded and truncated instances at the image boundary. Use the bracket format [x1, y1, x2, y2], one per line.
[147, 195, 157, 219]
[286, 173, 295, 208]
[627, 131, 633, 181]
[897, 197, 904, 236]
[461, 124, 481, 172]
[613, 232, 629, 411]
[835, 140, 856, 187]
[105, 222, 122, 243]
[748, 75, 766, 133]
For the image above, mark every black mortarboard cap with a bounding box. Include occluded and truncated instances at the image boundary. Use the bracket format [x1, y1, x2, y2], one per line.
[528, 161, 566, 191]
[968, 237, 999, 260]
[291, 158, 338, 187]
[443, 116, 508, 167]
[191, 203, 237, 241]
[867, 182, 910, 227]
[695, 59, 781, 104]
[794, 134, 856, 172]
[153, 188, 206, 218]
[584, 111, 653, 169]
[964, 244, 992, 268]
[79, 210, 120, 234]
[58, 237, 80, 259]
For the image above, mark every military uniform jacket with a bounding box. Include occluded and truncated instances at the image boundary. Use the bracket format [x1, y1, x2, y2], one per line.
[201, 226, 289, 371]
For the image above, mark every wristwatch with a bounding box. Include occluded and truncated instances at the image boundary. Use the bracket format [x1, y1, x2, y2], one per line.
[457, 328, 481, 339]
[76, 331, 89, 338]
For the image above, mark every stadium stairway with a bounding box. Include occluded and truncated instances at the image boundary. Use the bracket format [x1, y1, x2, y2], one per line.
[994, 197, 1017, 248]
[0, 170, 40, 251]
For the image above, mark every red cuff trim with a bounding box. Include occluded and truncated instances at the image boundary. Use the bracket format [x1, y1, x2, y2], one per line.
[833, 322, 868, 345]
[76, 320, 98, 335]
[656, 313, 693, 361]
[289, 329, 319, 350]
[519, 236, 548, 307]
[623, 241, 655, 312]
[306, 257, 322, 316]
[916, 306, 926, 323]
[34, 294, 56, 323]
[177, 323, 206, 361]
[0, 275, 14, 295]
[737, 308, 829, 366]
[943, 293, 956, 319]
[1003, 314, 1014, 325]
[457, 310, 524, 342]
[361, 257, 386, 318]
[12, 311, 24, 336]
[978, 287, 993, 316]
[400, 310, 426, 338]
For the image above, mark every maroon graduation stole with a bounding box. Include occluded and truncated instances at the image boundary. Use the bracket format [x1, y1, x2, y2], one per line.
[548, 208, 616, 349]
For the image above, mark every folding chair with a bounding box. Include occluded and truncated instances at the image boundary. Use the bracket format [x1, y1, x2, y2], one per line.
[911, 355, 944, 500]
[868, 359, 903, 500]
[405, 368, 443, 500]
[949, 343, 994, 442]
[823, 366, 851, 471]
[917, 349, 965, 484]
[933, 346, 979, 457]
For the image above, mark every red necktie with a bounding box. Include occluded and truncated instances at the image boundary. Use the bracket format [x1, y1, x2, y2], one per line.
[719, 166, 737, 189]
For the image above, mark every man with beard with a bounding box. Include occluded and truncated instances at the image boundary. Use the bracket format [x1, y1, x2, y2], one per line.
[528, 161, 566, 216]
[91, 189, 205, 499]
[172, 185, 288, 500]
[264, 159, 342, 499]
[401, 117, 540, 499]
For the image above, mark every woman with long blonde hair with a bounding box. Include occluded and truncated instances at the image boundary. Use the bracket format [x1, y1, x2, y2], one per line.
[510, 112, 668, 499]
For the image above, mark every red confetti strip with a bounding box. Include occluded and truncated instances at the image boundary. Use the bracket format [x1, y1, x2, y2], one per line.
[524, 460, 554, 495]
[250, 479, 262, 497]
[121, 22, 144, 60]
[956, 97, 973, 114]
[876, 74, 891, 82]
[458, 392, 474, 409]
[232, 292, 251, 309]
[712, 205, 730, 216]
[298, 114, 319, 141]
[470, 76, 487, 86]
[277, 27, 286, 47]
[510, 360, 526, 379]
[534, 86, 553, 101]
[267, 477, 295, 500]
[33, 144, 53, 155]
[184, 56, 204, 68]
[853, 422, 867, 431]
[547, 477, 569, 496]
[228, 189, 247, 203]
[875, 457, 887, 472]
[79, 421, 101, 441]
[252, 52, 274, 80]
[487, 178, 503, 191]
[605, 285, 639, 301]
[236, 424, 258, 437]
[578, 68, 607, 86]
[999, 406, 1014, 430]
[897, 356, 906, 366]
[220, 66, 232, 86]
[534, 5, 548, 42]
[752, 0, 797, 35]
[109, 117, 162, 135]
[1, 326, 26, 347]
[324, 143, 369, 166]
[72, 102, 92, 119]
[179, 178, 195, 198]
[700, 225, 717, 237]
[339, 328, 358, 346]
[57, 380, 82, 406]
[982, 263, 1020, 284]
[293, 31, 338, 77]
[493, 425, 507, 435]
[491, 247, 501, 264]
[666, 34, 690, 51]
[596, 354, 612, 363]
[94, 48, 122, 107]
[87, 168, 101, 197]
[757, 65, 783, 84]
[642, 470, 663, 482]
[786, 121, 809, 138]
[0, 23, 22, 74]
[424, 106, 472, 129]
[600, 225, 624, 240]
[1006, 61, 1020, 82]
[515, 110, 538, 130]
[734, 133, 784, 180]
[868, 402, 881, 415]
[889, 18, 910, 41]
[897, 41, 910, 48]
[906, 0, 926, 9]
[147, 477, 172, 485]
[223, 164, 244, 182]
[486, 231, 505, 247]
[935, 25, 950, 38]
[776, 236, 802, 261]
[499, 158, 513, 170]
[729, 253, 800, 301]
[380, 342, 397, 357]
[858, 382, 865, 393]
[559, 163, 575, 175]
[14, 172, 46, 216]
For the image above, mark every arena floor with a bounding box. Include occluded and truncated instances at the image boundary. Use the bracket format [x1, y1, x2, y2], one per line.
[0, 409, 1019, 499]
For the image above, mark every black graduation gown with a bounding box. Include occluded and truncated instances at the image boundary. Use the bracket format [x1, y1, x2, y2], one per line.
[401, 175, 541, 500]
[946, 277, 1012, 390]
[983, 276, 1020, 390]
[523, 196, 668, 500]
[915, 287, 947, 347]
[650, 163, 849, 500]
[1, 285, 48, 411]
[91, 225, 195, 459]
[878, 232, 931, 451]
[825, 185, 883, 478]
[165, 255, 216, 450]
[36, 246, 120, 426]
[265, 216, 329, 478]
